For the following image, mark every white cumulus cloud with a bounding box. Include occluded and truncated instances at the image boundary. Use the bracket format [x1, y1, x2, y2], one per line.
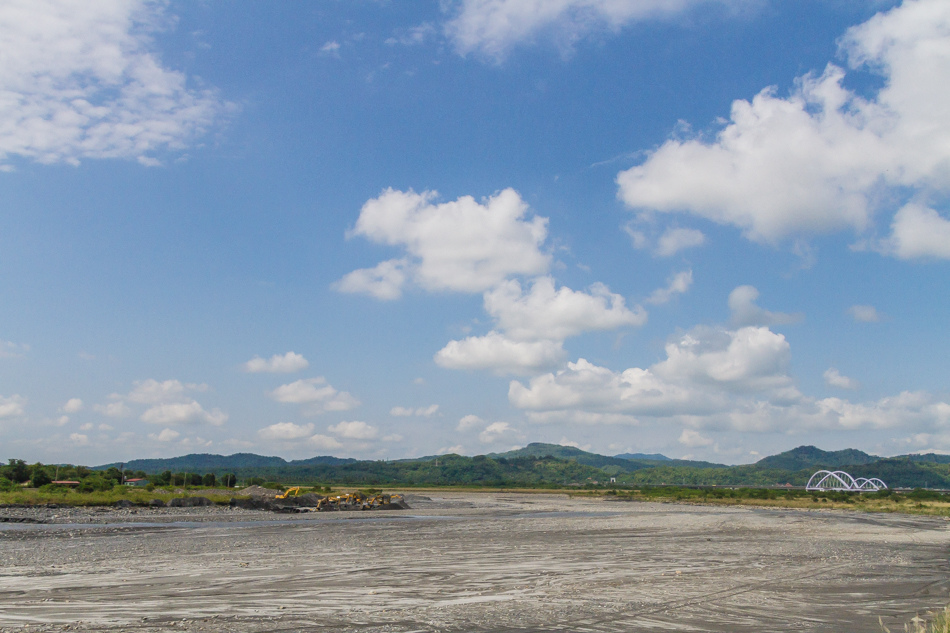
[328, 420, 378, 440]
[320, 40, 341, 55]
[309, 434, 344, 450]
[333, 259, 408, 301]
[457, 414, 487, 431]
[881, 203, 950, 260]
[61, 398, 83, 413]
[509, 317, 950, 436]
[655, 228, 706, 257]
[445, 0, 738, 61]
[258, 422, 315, 441]
[617, 0, 950, 251]
[148, 428, 180, 442]
[0, 0, 230, 167]
[126, 379, 207, 405]
[678, 429, 713, 447]
[390, 404, 439, 417]
[0, 394, 26, 418]
[140, 401, 227, 426]
[437, 275, 646, 376]
[435, 331, 566, 375]
[478, 421, 522, 445]
[338, 188, 550, 297]
[728, 285, 802, 328]
[484, 276, 645, 341]
[243, 352, 309, 374]
[268, 377, 360, 414]
[510, 324, 796, 422]
[94, 401, 132, 418]
[646, 270, 693, 305]
[824, 368, 860, 390]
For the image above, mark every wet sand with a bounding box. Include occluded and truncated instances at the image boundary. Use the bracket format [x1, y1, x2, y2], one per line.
[0, 492, 947, 632]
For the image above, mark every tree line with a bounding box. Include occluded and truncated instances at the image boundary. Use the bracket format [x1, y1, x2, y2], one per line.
[0, 459, 237, 492]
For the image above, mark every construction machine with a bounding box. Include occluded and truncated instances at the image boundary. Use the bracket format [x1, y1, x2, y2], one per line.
[275, 486, 301, 500]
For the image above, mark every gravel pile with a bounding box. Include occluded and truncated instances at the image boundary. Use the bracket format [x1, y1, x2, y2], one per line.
[238, 485, 281, 497]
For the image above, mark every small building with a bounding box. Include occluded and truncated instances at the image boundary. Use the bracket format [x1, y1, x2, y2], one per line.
[51, 480, 80, 487]
[124, 478, 149, 487]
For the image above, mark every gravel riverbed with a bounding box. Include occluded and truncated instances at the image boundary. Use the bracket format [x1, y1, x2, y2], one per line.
[0, 492, 947, 632]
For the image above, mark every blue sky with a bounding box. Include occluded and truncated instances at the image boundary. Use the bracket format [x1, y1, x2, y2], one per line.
[2, 0, 949, 465]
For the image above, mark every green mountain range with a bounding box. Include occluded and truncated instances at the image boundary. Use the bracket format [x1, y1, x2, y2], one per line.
[92, 443, 950, 489]
[101, 453, 355, 473]
[753, 445, 879, 471]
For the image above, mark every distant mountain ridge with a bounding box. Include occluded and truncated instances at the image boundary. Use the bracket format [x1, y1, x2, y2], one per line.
[92, 444, 950, 489]
[615, 452, 671, 461]
[488, 443, 726, 471]
[754, 446, 878, 471]
[98, 452, 355, 473]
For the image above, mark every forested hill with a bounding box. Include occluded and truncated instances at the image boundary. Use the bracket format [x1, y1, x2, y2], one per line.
[86, 445, 950, 489]
[614, 452, 671, 461]
[490, 443, 727, 470]
[754, 446, 879, 471]
[99, 453, 355, 473]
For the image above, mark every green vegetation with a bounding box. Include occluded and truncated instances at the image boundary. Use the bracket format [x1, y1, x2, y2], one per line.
[0, 486, 231, 507]
[754, 445, 878, 470]
[3, 443, 950, 510]
[97, 453, 355, 475]
[77, 443, 950, 490]
[0, 458, 239, 503]
[594, 486, 950, 516]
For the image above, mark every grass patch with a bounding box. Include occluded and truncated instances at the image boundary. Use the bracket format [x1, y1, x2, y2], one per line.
[0, 485, 237, 507]
[586, 487, 950, 517]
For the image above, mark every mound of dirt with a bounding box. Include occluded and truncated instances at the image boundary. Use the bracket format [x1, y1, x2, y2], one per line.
[239, 485, 282, 498]
[229, 497, 274, 510]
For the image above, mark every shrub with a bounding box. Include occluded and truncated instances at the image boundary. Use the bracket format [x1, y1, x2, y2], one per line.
[30, 469, 52, 488]
[78, 476, 113, 493]
[908, 488, 945, 501]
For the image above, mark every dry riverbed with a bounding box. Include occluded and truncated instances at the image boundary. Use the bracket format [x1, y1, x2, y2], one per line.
[0, 492, 947, 632]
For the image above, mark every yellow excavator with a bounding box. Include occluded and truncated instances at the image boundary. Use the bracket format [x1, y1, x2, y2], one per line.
[272, 487, 407, 510]
[275, 486, 302, 500]
[314, 492, 406, 510]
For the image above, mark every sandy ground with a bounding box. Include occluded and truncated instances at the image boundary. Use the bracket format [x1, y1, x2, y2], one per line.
[0, 492, 948, 632]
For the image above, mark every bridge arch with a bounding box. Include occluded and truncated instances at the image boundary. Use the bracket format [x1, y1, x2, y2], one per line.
[805, 470, 887, 492]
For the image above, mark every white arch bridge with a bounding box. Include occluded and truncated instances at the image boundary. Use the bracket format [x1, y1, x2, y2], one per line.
[805, 470, 887, 492]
